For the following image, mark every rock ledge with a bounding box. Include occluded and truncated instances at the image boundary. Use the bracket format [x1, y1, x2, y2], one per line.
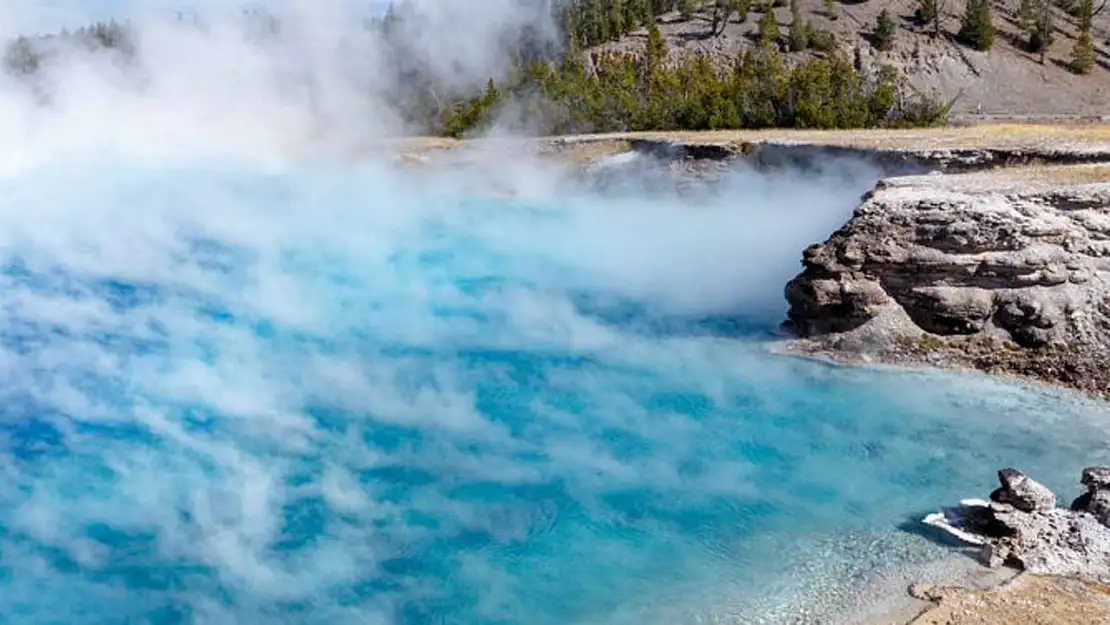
[783, 167, 1110, 397]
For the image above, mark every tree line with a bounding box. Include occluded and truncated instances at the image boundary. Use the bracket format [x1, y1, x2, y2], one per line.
[440, 23, 948, 137]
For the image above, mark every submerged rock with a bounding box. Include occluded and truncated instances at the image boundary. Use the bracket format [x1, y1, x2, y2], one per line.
[923, 467, 1110, 581]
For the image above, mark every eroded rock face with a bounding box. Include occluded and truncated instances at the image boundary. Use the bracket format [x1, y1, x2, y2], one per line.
[924, 467, 1110, 581]
[783, 172, 1110, 396]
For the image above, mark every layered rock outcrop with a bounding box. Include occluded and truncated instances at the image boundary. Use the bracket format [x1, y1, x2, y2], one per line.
[783, 168, 1110, 396]
[925, 467, 1110, 581]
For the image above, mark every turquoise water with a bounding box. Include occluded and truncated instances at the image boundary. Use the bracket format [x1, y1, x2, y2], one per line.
[0, 156, 1107, 625]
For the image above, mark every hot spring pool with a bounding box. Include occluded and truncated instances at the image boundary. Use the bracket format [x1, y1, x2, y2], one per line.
[0, 157, 1106, 624]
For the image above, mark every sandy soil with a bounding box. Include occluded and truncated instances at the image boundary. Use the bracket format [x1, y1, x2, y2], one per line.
[905, 574, 1110, 624]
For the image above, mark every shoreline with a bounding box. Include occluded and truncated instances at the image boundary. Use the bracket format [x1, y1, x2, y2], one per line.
[774, 337, 1110, 402]
[761, 342, 1108, 622]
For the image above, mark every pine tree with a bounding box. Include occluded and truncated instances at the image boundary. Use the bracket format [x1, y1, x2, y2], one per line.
[1071, 0, 1095, 74]
[737, 0, 752, 22]
[759, 0, 780, 47]
[874, 8, 895, 51]
[1029, 0, 1054, 64]
[679, 0, 697, 21]
[957, 0, 995, 51]
[825, 0, 837, 20]
[610, 3, 627, 36]
[915, 0, 937, 27]
[789, 0, 809, 51]
[646, 21, 668, 71]
[711, 0, 742, 36]
[624, 0, 654, 29]
[1079, 0, 1094, 30]
[1018, 0, 1035, 30]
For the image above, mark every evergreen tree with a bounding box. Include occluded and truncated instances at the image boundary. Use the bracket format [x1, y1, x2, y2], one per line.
[957, 0, 995, 51]
[711, 0, 742, 36]
[737, 0, 752, 23]
[679, 0, 697, 21]
[3, 36, 40, 75]
[789, 0, 809, 51]
[646, 21, 668, 71]
[1071, 0, 1095, 74]
[758, 1, 780, 47]
[915, 0, 937, 27]
[1029, 0, 1054, 64]
[1079, 0, 1094, 30]
[873, 8, 895, 51]
[1018, 0, 1035, 30]
[610, 3, 627, 37]
[624, 0, 654, 30]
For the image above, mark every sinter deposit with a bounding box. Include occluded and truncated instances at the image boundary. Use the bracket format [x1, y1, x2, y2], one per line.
[924, 467, 1110, 581]
[784, 168, 1110, 396]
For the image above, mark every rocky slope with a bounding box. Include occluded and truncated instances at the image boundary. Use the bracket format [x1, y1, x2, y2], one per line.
[783, 163, 1110, 396]
[597, 0, 1110, 118]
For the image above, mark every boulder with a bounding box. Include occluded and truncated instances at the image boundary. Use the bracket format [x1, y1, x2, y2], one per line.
[989, 468, 1057, 512]
[1088, 490, 1110, 526]
[1070, 467, 1110, 526]
[1082, 466, 1110, 492]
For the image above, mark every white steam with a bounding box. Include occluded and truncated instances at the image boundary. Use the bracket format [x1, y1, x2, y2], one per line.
[0, 0, 560, 172]
[6, 3, 1107, 625]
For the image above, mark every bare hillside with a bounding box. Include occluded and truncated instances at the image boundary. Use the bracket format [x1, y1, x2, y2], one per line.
[591, 0, 1110, 118]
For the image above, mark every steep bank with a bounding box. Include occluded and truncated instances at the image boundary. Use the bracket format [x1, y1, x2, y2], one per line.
[783, 163, 1110, 397]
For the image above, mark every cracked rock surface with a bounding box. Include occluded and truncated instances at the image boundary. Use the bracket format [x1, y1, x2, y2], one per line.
[783, 169, 1110, 396]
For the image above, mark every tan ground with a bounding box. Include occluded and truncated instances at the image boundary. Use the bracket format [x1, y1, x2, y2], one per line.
[542, 122, 1110, 150]
[905, 574, 1110, 624]
[387, 122, 1110, 165]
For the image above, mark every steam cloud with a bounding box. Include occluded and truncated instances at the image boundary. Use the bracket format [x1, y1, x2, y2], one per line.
[0, 2, 1068, 624]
